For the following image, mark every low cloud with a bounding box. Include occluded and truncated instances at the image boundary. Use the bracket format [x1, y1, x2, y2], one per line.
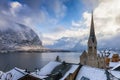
[45, 0, 120, 48]
[81, 0, 99, 10]
[0, 0, 68, 38]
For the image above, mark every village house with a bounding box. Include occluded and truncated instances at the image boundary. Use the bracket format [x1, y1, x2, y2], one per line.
[0, 67, 28, 80]
[0, 60, 120, 80]
[104, 50, 120, 69]
[30, 61, 81, 80]
[75, 65, 120, 80]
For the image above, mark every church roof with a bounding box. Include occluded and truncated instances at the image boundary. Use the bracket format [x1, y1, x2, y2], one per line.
[80, 50, 88, 57]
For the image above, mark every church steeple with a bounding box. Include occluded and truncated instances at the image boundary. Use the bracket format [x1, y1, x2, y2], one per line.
[80, 11, 105, 69]
[88, 11, 97, 56]
[88, 12, 97, 44]
[90, 12, 95, 38]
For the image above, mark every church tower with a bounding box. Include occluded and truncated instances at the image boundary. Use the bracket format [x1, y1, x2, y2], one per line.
[86, 12, 98, 67]
[88, 12, 97, 56]
[80, 12, 105, 68]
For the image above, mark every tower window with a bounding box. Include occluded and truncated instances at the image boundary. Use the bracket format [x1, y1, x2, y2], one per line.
[89, 47, 92, 49]
[95, 47, 96, 49]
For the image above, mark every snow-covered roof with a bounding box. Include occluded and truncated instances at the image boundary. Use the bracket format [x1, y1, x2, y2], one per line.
[97, 50, 120, 58]
[35, 61, 61, 75]
[60, 64, 79, 80]
[109, 70, 120, 79]
[76, 66, 107, 80]
[112, 62, 120, 70]
[109, 62, 120, 68]
[0, 71, 4, 79]
[30, 73, 47, 79]
[31, 61, 61, 79]
[97, 50, 104, 57]
[31, 61, 79, 80]
[1, 67, 27, 80]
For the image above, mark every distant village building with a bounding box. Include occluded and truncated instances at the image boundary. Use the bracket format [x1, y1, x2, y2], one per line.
[111, 54, 120, 62]
[103, 50, 120, 69]
[80, 13, 105, 68]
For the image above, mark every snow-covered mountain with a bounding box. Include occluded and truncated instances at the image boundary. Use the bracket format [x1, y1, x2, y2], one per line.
[0, 23, 42, 50]
[45, 37, 85, 51]
[45, 36, 120, 52]
[72, 40, 86, 51]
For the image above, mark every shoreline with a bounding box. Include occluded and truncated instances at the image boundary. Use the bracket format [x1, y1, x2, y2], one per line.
[0, 49, 72, 53]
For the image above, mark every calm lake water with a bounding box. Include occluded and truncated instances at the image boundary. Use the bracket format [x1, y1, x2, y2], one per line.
[0, 52, 82, 72]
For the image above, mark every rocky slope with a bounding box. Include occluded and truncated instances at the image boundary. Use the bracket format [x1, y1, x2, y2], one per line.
[0, 23, 43, 51]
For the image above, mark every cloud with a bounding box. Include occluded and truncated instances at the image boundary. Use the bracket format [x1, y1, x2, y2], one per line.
[45, 0, 120, 49]
[10, 1, 22, 16]
[17, 0, 67, 19]
[52, 26, 66, 33]
[19, 0, 43, 9]
[81, 0, 99, 10]
[52, 0, 67, 18]
[75, 0, 120, 48]
[0, 0, 68, 37]
[0, 0, 68, 47]
[10, 1, 22, 9]
[42, 37, 55, 45]
[72, 21, 82, 27]
[0, 0, 120, 49]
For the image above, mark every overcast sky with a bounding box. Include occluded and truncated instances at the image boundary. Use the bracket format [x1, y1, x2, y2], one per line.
[0, 0, 120, 48]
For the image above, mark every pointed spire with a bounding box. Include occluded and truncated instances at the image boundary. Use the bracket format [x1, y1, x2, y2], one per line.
[89, 11, 96, 42]
[90, 11, 95, 37]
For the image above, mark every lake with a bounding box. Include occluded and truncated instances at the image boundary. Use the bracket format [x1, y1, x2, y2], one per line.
[0, 52, 82, 72]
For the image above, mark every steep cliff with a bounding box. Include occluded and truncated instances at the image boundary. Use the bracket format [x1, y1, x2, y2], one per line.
[0, 23, 42, 50]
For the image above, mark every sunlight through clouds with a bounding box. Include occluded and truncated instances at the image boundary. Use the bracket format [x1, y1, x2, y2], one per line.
[44, 0, 120, 48]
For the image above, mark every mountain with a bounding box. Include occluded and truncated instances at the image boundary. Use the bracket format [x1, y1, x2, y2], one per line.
[72, 40, 86, 52]
[0, 23, 42, 50]
[45, 37, 85, 51]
